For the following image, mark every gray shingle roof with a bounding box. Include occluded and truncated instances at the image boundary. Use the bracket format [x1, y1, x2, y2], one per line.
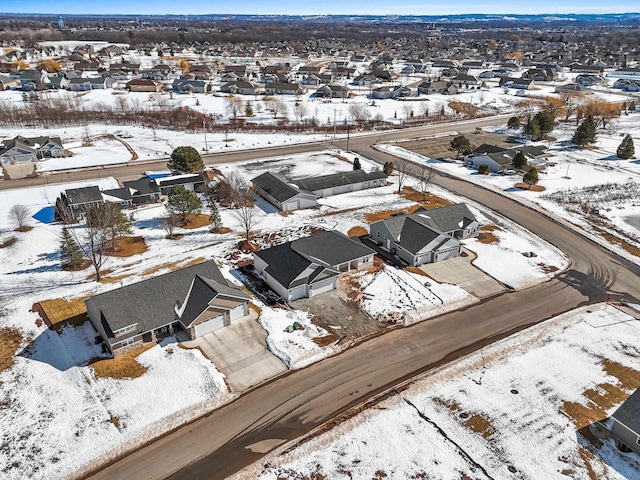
[291, 230, 375, 268]
[409, 204, 477, 234]
[251, 171, 304, 203]
[397, 217, 442, 254]
[293, 169, 386, 193]
[256, 242, 316, 288]
[122, 178, 160, 196]
[65, 186, 103, 205]
[612, 387, 640, 434]
[85, 260, 244, 343]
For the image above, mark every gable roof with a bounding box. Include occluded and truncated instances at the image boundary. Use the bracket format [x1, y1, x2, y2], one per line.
[290, 230, 375, 268]
[397, 216, 443, 254]
[409, 204, 478, 234]
[65, 186, 103, 205]
[251, 171, 308, 203]
[293, 169, 386, 193]
[612, 387, 640, 434]
[85, 260, 245, 342]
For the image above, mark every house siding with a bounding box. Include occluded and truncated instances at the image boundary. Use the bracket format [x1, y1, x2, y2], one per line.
[611, 419, 640, 454]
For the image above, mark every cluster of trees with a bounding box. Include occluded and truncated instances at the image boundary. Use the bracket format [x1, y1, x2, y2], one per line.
[59, 203, 132, 281]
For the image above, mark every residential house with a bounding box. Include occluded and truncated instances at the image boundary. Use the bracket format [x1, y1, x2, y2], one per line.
[371, 85, 411, 99]
[155, 173, 206, 195]
[417, 80, 458, 95]
[611, 387, 640, 455]
[127, 78, 163, 92]
[141, 64, 172, 80]
[121, 177, 161, 205]
[86, 260, 250, 356]
[47, 75, 70, 90]
[352, 75, 377, 86]
[555, 83, 587, 93]
[613, 79, 640, 92]
[0, 74, 19, 90]
[69, 77, 114, 91]
[522, 68, 555, 82]
[301, 75, 322, 86]
[499, 77, 535, 90]
[369, 203, 480, 266]
[56, 186, 104, 221]
[450, 74, 480, 89]
[315, 84, 350, 99]
[569, 64, 604, 74]
[0, 136, 64, 166]
[464, 151, 516, 173]
[251, 171, 319, 211]
[219, 81, 262, 95]
[263, 82, 306, 95]
[253, 230, 376, 302]
[173, 79, 207, 94]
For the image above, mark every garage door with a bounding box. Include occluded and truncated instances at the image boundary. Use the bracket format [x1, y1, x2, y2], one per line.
[229, 304, 246, 321]
[309, 279, 335, 297]
[194, 314, 226, 337]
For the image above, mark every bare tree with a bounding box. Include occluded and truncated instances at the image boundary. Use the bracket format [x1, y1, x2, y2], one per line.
[232, 204, 259, 241]
[416, 164, 434, 203]
[349, 103, 371, 124]
[163, 215, 180, 239]
[9, 204, 30, 231]
[72, 206, 112, 282]
[293, 101, 307, 123]
[225, 95, 244, 119]
[395, 157, 414, 194]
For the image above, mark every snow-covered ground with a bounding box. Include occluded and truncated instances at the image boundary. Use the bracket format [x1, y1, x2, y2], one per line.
[246, 304, 640, 480]
[378, 111, 640, 264]
[0, 149, 569, 480]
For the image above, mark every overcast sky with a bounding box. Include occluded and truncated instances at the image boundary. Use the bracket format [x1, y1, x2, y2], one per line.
[1, 1, 638, 16]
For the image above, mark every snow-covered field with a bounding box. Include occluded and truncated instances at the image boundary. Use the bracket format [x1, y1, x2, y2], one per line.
[0, 149, 568, 479]
[246, 304, 640, 480]
[378, 111, 640, 264]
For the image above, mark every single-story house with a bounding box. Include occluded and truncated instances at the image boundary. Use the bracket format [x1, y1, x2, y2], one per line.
[251, 169, 387, 211]
[122, 177, 161, 205]
[464, 151, 515, 173]
[263, 82, 306, 95]
[293, 169, 387, 198]
[352, 75, 377, 86]
[555, 83, 587, 93]
[219, 81, 262, 95]
[611, 387, 640, 455]
[499, 77, 535, 90]
[127, 78, 163, 92]
[253, 230, 376, 302]
[86, 260, 250, 356]
[69, 77, 114, 91]
[315, 84, 350, 99]
[155, 173, 206, 195]
[369, 203, 480, 266]
[0, 135, 64, 165]
[251, 171, 319, 212]
[173, 79, 207, 94]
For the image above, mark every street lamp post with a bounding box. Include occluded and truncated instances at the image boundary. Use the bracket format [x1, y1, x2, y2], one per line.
[203, 118, 208, 151]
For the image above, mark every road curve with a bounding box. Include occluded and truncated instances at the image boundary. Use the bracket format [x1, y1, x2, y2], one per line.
[83, 124, 640, 480]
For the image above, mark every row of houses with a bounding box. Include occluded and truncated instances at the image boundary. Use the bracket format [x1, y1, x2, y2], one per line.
[463, 143, 548, 173]
[0, 135, 64, 166]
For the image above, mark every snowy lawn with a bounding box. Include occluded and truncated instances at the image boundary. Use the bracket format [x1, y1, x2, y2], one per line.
[258, 306, 334, 369]
[350, 265, 473, 325]
[248, 304, 640, 480]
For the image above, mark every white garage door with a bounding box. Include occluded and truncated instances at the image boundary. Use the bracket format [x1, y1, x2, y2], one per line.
[194, 314, 226, 337]
[309, 280, 334, 297]
[229, 304, 246, 321]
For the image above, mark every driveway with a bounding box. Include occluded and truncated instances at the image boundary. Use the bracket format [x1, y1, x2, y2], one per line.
[419, 249, 506, 299]
[181, 311, 287, 392]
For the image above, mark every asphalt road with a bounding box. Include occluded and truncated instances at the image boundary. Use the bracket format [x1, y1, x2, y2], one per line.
[82, 117, 640, 480]
[0, 115, 510, 190]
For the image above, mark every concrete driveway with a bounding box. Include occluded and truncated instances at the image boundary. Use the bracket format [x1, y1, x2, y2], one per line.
[181, 311, 287, 393]
[419, 249, 506, 299]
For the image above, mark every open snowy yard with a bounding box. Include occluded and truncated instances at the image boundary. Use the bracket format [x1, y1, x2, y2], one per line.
[247, 304, 640, 480]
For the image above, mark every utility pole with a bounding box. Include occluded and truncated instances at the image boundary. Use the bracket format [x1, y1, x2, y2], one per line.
[203, 118, 208, 151]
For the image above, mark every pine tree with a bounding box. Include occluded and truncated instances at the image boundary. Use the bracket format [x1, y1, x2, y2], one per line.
[523, 167, 539, 189]
[383, 161, 393, 176]
[209, 200, 222, 232]
[617, 134, 635, 159]
[524, 117, 542, 140]
[572, 116, 596, 146]
[512, 150, 527, 171]
[507, 116, 521, 129]
[166, 186, 202, 223]
[60, 226, 84, 270]
[353, 157, 361, 170]
[245, 101, 253, 117]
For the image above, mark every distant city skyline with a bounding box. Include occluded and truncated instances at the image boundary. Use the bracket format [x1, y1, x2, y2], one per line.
[1, 1, 638, 16]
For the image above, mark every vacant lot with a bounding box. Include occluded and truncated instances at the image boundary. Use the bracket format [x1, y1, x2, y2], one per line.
[400, 131, 512, 160]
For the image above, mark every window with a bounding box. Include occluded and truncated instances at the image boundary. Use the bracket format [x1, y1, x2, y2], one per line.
[636, 436, 640, 446]
[119, 337, 135, 347]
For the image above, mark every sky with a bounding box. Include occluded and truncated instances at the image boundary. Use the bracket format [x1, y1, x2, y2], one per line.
[1, 1, 638, 16]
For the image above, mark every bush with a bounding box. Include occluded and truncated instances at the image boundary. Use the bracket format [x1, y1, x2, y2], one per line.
[478, 164, 490, 175]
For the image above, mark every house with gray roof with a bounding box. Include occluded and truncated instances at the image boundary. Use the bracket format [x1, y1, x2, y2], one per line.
[465, 144, 547, 173]
[86, 260, 250, 356]
[0, 135, 64, 166]
[611, 387, 640, 455]
[253, 230, 375, 302]
[369, 204, 480, 266]
[56, 186, 104, 221]
[251, 172, 319, 212]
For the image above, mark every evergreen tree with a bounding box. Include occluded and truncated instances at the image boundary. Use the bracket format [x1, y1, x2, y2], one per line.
[449, 135, 472, 158]
[166, 186, 202, 223]
[534, 111, 555, 137]
[523, 167, 539, 189]
[524, 117, 542, 140]
[478, 164, 490, 175]
[245, 101, 253, 117]
[353, 157, 361, 170]
[209, 200, 222, 232]
[512, 150, 527, 171]
[383, 161, 394, 176]
[616, 134, 635, 159]
[507, 116, 521, 129]
[167, 146, 204, 173]
[59, 226, 84, 270]
[572, 116, 597, 146]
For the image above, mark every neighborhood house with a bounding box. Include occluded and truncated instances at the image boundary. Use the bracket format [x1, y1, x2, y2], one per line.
[253, 230, 376, 302]
[85, 260, 250, 356]
[369, 203, 480, 266]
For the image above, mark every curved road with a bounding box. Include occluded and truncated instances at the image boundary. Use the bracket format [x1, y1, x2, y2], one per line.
[81, 122, 640, 479]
